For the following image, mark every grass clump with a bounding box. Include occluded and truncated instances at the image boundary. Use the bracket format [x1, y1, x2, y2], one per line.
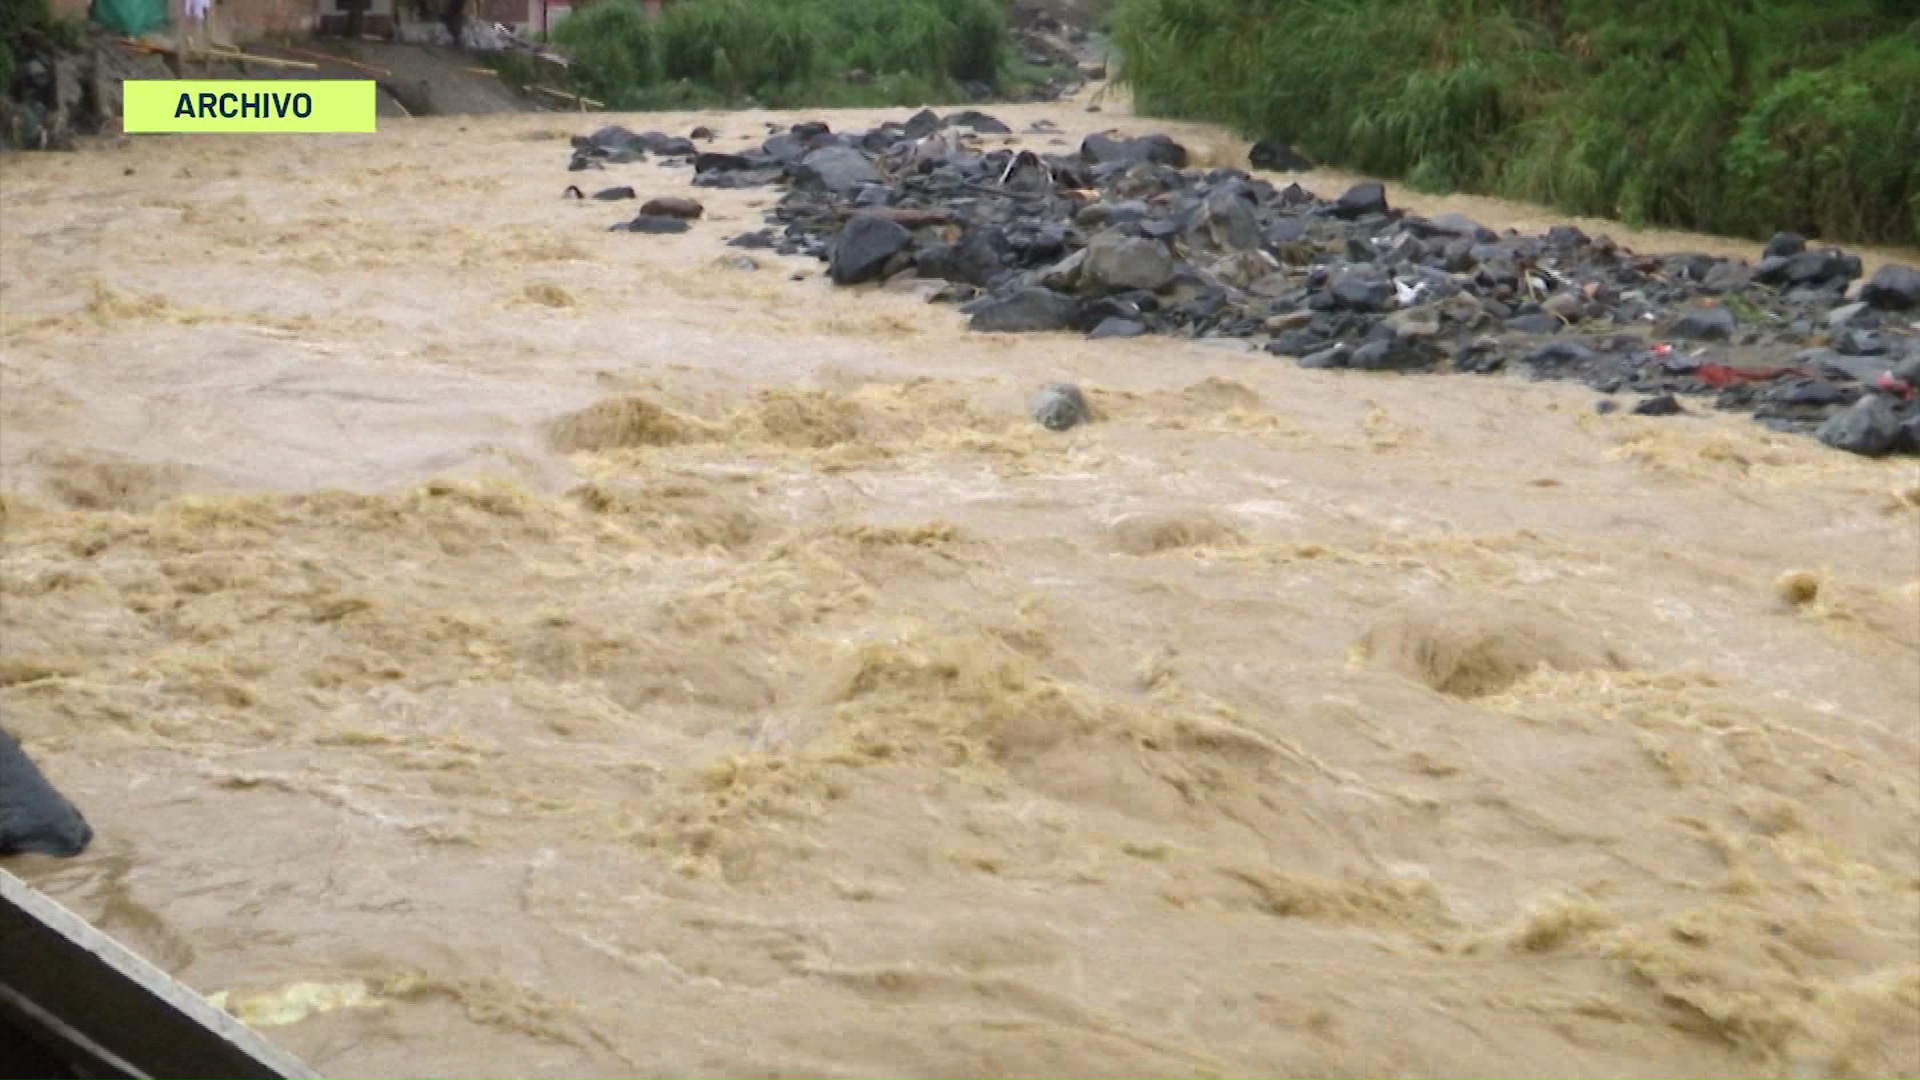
[554, 0, 1012, 110]
[1112, 0, 1920, 247]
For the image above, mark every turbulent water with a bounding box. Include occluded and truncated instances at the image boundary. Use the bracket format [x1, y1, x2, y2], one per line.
[2, 86, 1918, 1079]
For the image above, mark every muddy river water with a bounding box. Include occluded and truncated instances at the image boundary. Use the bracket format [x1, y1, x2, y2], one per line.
[2, 86, 1917, 1078]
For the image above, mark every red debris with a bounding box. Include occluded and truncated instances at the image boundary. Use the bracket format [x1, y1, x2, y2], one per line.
[1875, 372, 1913, 400]
[1694, 362, 1801, 388]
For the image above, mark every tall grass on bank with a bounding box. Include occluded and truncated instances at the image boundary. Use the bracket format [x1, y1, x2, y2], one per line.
[1112, 0, 1920, 247]
[554, 0, 1010, 110]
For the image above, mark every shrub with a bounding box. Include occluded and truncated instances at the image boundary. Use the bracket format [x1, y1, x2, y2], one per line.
[553, 0, 662, 106]
[1110, 0, 1920, 246]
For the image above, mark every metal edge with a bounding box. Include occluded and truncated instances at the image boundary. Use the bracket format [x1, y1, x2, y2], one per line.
[0, 867, 322, 1080]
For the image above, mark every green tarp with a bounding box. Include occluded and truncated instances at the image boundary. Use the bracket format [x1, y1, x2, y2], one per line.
[89, 0, 166, 38]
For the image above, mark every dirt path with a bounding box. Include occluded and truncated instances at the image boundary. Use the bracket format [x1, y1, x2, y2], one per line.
[2, 87, 1917, 1079]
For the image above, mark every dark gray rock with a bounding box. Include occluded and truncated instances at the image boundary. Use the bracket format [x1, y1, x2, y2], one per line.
[1860, 263, 1920, 311]
[1082, 231, 1176, 293]
[1200, 188, 1262, 251]
[591, 185, 636, 201]
[1827, 301, 1875, 329]
[1299, 344, 1351, 369]
[1088, 317, 1147, 339]
[1266, 328, 1325, 356]
[1764, 232, 1806, 258]
[1333, 181, 1388, 219]
[1247, 139, 1312, 171]
[1670, 305, 1737, 341]
[968, 288, 1079, 333]
[903, 108, 942, 138]
[1505, 313, 1562, 335]
[1526, 341, 1597, 368]
[1080, 132, 1188, 168]
[1836, 329, 1893, 357]
[618, 215, 691, 234]
[1633, 394, 1684, 416]
[944, 110, 1011, 134]
[1348, 337, 1437, 371]
[793, 146, 881, 195]
[1031, 382, 1091, 430]
[1701, 260, 1753, 294]
[830, 213, 914, 286]
[1784, 249, 1852, 286]
[1816, 395, 1901, 456]
[694, 151, 755, 173]
[1, 729, 93, 858]
[917, 227, 1007, 287]
[1329, 270, 1395, 313]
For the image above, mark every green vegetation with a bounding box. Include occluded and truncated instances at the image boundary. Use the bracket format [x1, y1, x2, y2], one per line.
[1111, 0, 1920, 247]
[553, 0, 1040, 110]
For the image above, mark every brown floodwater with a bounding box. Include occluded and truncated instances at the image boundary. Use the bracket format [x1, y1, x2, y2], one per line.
[2, 84, 1918, 1079]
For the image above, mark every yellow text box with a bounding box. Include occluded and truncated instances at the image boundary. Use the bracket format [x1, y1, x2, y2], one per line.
[123, 81, 377, 134]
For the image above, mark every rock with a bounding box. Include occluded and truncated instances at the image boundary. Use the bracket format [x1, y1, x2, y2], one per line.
[1, 729, 93, 858]
[1247, 139, 1312, 171]
[919, 227, 1008, 287]
[1329, 270, 1395, 313]
[793, 146, 880, 194]
[1860, 263, 1920, 311]
[969, 288, 1079, 333]
[904, 108, 942, 138]
[1701, 260, 1753, 294]
[944, 110, 1011, 134]
[1816, 395, 1901, 456]
[1031, 382, 1091, 431]
[636, 132, 697, 156]
[618, 215, 691, 234]
[1827, 301, 1875, 329]
[1082, 231, 1176, 293]
[639, 196, 703, 219]
[1299, 344, 1351, 369]
[1525, 341, 1597, 369]
[1764, 231, 1806, 258]
[1349, 337, 1437, 371]
[694, 151, 755, 173]
[1200, 188, 1263, 251]
[1669, 305, 1736, 341]
[1633, 393, 1684, 416]
[1542, 291, 1587, 322]
[690, 125, 717, 141]
[1332, 181, 1388, 219]
[1088, 317, 1147, 339]
[1385, 307, 1442, 339]
[829, 213, 914, 286]
[1836, 329, 1892, 357]
[1505, 313, 1562, 335]
[593, 186, 637, 201]
[1080, 132, 1187, 168]
[1785, 249, 1852, 286]
[1267, 328, 1326, 356]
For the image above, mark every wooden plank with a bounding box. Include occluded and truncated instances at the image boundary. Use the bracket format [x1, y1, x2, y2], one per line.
[0, 869, 319, 1080]
[530, 84, 602, 108]
[281, 46, 389, 75]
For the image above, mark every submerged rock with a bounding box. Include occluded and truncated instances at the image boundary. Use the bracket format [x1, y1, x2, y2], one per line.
[1, 729, 92, 858]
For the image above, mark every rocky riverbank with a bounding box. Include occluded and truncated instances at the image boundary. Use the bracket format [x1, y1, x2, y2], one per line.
[565, 114, 1920, 458]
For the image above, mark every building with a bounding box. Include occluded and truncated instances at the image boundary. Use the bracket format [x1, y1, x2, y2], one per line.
[56, 0, 582, 45]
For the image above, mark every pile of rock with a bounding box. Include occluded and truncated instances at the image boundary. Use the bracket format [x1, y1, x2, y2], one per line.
[568, 111, 1920, 457]
[2, 34, 167, 151]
